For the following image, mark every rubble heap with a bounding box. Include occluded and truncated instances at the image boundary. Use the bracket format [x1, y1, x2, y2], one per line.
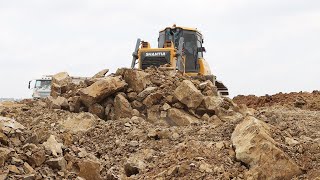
[0, 67, 317, 179]
[47, 66, 232, 125]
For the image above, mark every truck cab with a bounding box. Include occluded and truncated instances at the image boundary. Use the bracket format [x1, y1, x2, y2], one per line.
[28, 76, 52, 98]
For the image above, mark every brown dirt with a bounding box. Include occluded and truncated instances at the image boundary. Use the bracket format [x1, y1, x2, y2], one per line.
[0, 68, 319, 179]
[233, 92, 320, 179]
[233, 91, 320, 110]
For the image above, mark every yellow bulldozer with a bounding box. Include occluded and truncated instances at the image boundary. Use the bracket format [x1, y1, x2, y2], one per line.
[131, 25, 229, 95]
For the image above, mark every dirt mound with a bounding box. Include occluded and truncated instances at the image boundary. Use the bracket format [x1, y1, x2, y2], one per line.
[0, 67, 318, 179]
[233, 91, 320, 110]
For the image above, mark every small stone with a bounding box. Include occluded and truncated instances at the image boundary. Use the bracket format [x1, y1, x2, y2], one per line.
[132, 109, 140, 117]
[199, 162, 213, 173]
[285, 137, 299, 146]
[78, 159, 101, 180]
[0, 147, 11, 167]
[8, 165, 20, 174]
[201, 114, 210, 121]
[162, 103, 171, 111]
[28, 149, 46, 167]
[11, 157, 24, 165]
[171, 133, 180, 140]
[22, 174, 35, 180]
[57, 171, 65, 176]
[42, 135, 63, 157]
[129, 141, 139, 147]
[23, 162, 34, 174]
[215, 141, 225, 150]
[124, 123, 131, 127]
[160, 111, 167, 118]
[47, 157, 67, 170]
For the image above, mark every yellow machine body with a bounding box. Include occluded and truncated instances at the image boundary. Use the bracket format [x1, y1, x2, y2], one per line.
[133, 25, 228, 95]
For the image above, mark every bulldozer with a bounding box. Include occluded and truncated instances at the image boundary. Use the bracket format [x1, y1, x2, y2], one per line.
[131, 25, 229, 96]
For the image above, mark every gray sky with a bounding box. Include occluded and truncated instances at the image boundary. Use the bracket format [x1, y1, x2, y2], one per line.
[0, 0, 319, 98]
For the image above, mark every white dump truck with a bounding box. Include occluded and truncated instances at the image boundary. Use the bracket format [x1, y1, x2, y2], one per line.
[28, 75, 89, 99]
[28, 75, 52, 98]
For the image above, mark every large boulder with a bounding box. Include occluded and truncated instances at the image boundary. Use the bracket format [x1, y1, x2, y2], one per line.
[79, 76, 127, 107]
[142, 92, 163, 108]
[123, 69, 150, 93]
[78, 159, 102, 180]
[203, 96, 223, 111]
[89, 103, 105, 119]
[59, 112, 98, 133]
[92, 69, 109, 79]
[173, 80, 204, 109]
[137, 87, 158, 101]
[51, 72, 72, 97]
[167, 108, 199, 126]
[231, 116, 302, 179]
[47, 96, 69, 110]
[114, 94, 133, 119]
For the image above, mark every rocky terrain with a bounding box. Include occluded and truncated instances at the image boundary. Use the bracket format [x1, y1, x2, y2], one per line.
[0, 67, 319, 179]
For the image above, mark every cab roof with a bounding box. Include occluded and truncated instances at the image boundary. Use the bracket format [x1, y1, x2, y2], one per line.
[159, 25, 202, 34]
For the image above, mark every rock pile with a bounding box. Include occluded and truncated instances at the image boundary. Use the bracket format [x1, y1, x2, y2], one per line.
[0, 67, 317, 179]
[48, 66, 232, 126]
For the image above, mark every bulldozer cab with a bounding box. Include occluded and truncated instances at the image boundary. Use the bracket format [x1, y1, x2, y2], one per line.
[158, 27, 205, 73]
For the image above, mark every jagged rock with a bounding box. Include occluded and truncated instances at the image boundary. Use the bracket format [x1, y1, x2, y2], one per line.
[127, 92, 138, 101]
[0, 116, 25, 133]
[0, 132, 8, 145]
[114, 94, 132, 119]
[137, 87, 158, 101]
[27, 149, 46, 167]
[92, 69, 109, 79]
[79, 76, 127, 107]
[47, 157, 67, 170]
[11, 157, 24, 165]
[161, 103, 171, 111]
[123, 69, 150, 93]
[167, 108, 199, 126]
[8, 165, 20, 174]
[131, 100, 143, 110]
[42, 135, 63, 157]
[173, 80, 204, 109]
[68, 96, 81, 113]
[89, 103, 105, 119]
[285, 137, 299, 146]
[231, 116, 302, 179]
[0, 147, 11, 167]
[203, 96, 223, 111]
[23, 162, 34, 174]
[51, 72, 72, 98]
[60, 112, 98, 133]
[147, 105, 160, 122]
[208, 115, 223, 127]
[78, 159, 101, 180]
[22, 174, 36, 180]
[142, 92, 163, 108]
[47, 96, 69, 110]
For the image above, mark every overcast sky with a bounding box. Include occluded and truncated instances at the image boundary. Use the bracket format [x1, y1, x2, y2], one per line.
[0, 0, 319, 98]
